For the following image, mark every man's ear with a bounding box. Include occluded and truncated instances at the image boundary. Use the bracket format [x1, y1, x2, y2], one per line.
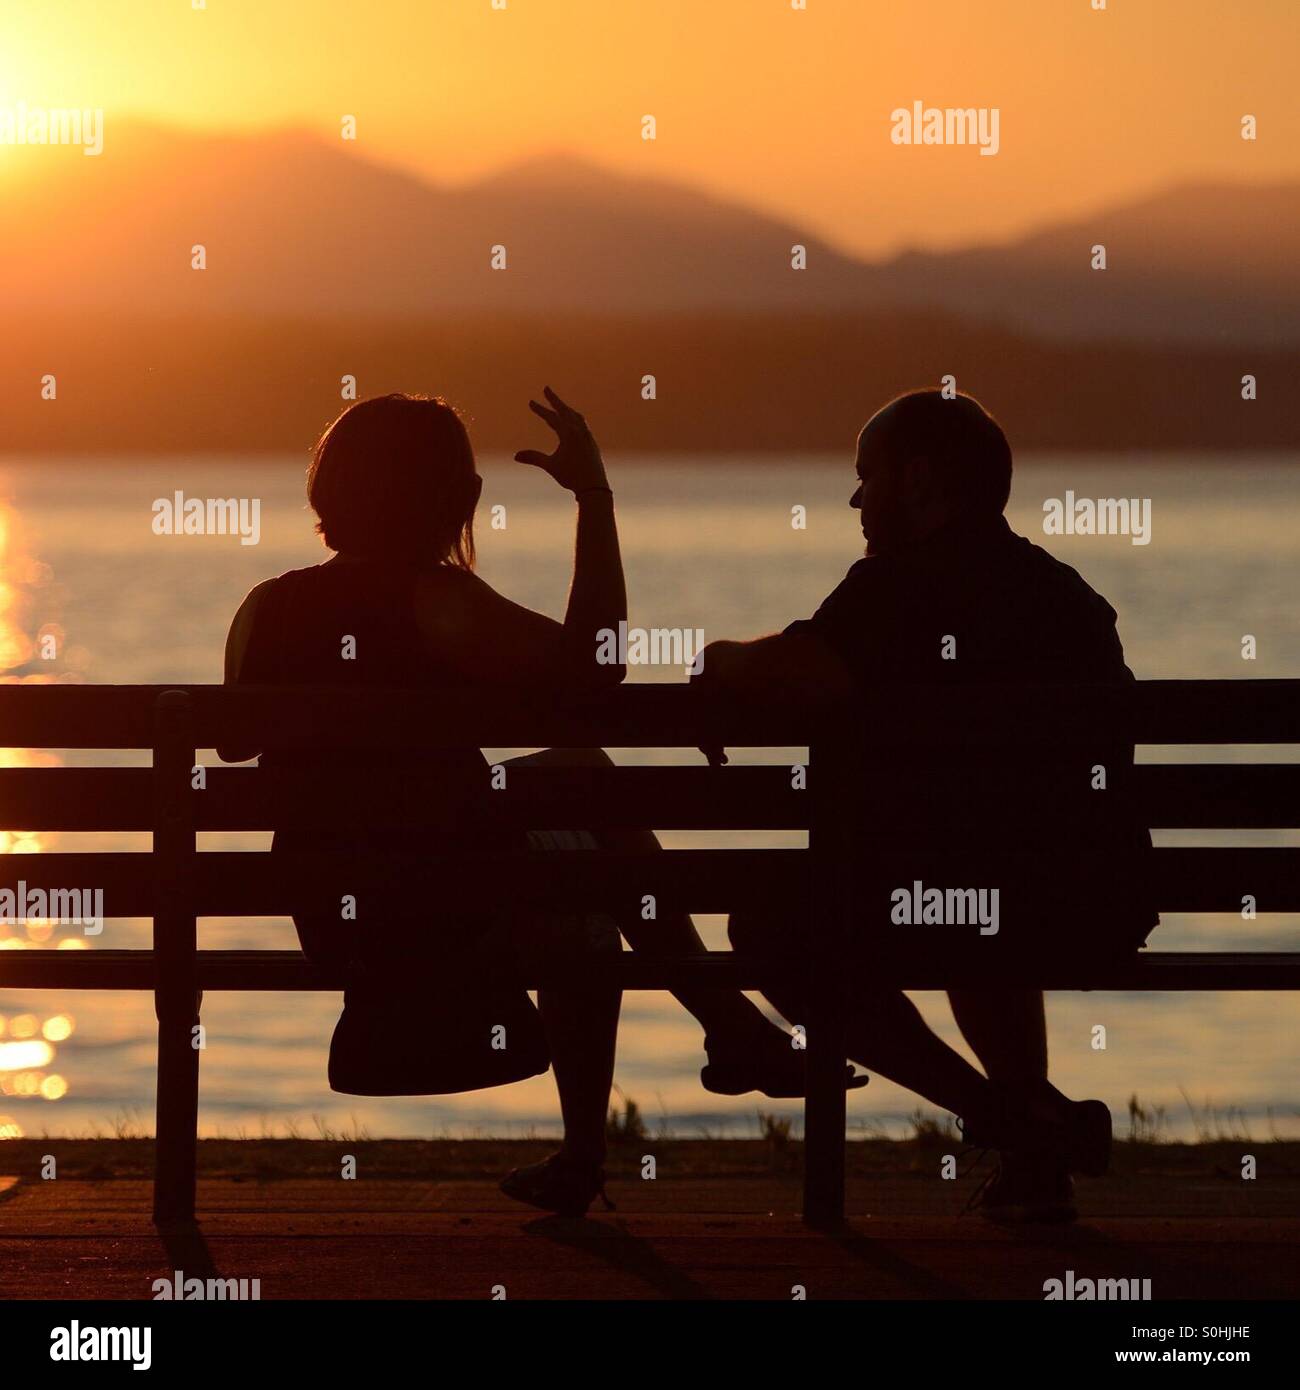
[899, 454, 933, 507]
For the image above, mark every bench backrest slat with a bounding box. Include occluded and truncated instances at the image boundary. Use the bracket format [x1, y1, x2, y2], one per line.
[2, 846, 1296, 915]
[2, 762, 1299, 831]
[3, 680, 1299, 748]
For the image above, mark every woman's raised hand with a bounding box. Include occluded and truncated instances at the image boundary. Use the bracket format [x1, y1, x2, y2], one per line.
[514, 387, 610, 496]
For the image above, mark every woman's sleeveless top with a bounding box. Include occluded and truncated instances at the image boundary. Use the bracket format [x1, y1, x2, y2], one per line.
[236, 560, 510, 963]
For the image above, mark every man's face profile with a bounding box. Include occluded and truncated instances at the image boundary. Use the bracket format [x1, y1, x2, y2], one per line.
[851, 410, 904, 554]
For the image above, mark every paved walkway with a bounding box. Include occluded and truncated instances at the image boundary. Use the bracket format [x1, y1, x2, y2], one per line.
[3, 1167, 1297, 1300]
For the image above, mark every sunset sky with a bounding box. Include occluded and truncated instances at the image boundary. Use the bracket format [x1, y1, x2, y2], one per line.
[1, 0, 1297, 256]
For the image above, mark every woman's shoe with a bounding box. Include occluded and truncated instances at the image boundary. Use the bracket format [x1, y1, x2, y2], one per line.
[700, 1023, 869, 1099]
[499, 1152, 614, 1218]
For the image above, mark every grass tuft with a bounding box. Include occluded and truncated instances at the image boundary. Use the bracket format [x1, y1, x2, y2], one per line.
[605, 1088, 647, 1145]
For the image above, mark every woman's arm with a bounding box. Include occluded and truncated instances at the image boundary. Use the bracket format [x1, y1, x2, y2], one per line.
[517, 387, 627, 663]
[416, 389, 627, 688]
[565, 487, 625, 663]
[217, 579, 275, 762]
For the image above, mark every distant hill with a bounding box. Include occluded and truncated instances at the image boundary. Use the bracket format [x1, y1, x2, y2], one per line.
[870, 182, 1300, 346]
[3, 123, 1297, 344]
[0, 125, 875, 317]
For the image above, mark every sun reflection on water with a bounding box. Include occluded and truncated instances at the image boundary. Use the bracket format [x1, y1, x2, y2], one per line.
[0, 1010, 74, 1131]
[0, 493, 80, 1132]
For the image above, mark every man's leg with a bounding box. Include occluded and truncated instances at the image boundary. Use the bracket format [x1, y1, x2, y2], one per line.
[763, 976, 991, 1120]
[508, 747, 863, 1096]
[730, 912, 993, 1120]
[947, 989, 1048, 1085]
[732, 909, 1111, 1203]
[945, 988, 1096, 1222]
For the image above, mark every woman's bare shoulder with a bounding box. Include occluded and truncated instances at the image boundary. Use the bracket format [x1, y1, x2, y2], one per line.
[412, 565, 502, 633]
[234, 575, 281, 615]
[224, 577, 281, 680]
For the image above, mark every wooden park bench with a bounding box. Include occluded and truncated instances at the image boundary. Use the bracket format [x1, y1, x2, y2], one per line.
[1, 680, 1297, 1229]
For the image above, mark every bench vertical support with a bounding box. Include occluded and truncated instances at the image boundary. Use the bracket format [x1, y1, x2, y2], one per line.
[152, 690, 199, 1226]
[803, 739, 851, 1228]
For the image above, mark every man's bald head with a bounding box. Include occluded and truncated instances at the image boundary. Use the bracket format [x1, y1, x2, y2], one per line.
[864, 390, 1012, 513]
[851, 390, 1013, 552]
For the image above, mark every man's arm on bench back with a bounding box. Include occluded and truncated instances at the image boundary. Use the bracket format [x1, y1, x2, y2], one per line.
[694, 632, 856, 704]
[690, 632, 856, 765]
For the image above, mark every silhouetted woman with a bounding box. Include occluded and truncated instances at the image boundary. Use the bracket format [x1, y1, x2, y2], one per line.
[220, 390, 842, 1217]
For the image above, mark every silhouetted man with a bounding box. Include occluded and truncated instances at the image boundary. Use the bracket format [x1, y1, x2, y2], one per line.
[694, 389, 1157, 1221]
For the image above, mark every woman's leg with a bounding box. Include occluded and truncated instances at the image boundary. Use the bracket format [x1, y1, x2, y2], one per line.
[503, 747, 861, 1101]
[537, 981, 620, 1164]
[499, 962, 621, 1213]
[497, 811, 622, 1211]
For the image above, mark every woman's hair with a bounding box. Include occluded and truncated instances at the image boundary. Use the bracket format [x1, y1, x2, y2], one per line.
[307, 394, 477, 568]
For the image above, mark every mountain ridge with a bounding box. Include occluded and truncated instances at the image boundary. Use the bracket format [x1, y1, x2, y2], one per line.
[4, 122, 1295, 342]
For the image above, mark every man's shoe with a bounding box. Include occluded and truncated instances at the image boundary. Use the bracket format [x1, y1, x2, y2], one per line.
[966, 1152, 1078, 1225]
[701, 1024, 869, 1099]
[960, 1080, 1111, 1177]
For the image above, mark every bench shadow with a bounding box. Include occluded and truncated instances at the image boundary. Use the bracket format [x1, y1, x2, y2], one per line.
[522, 1214, 715, 1300]
[154, 1219, 221, 1281]
[826, 1225, 976, 1299]
[1003, 1220, 1195, 1295]
[825, 1218, 1188, 1300]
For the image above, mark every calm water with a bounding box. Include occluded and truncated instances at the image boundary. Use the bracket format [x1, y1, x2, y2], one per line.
[1, 454, 1297, 1141]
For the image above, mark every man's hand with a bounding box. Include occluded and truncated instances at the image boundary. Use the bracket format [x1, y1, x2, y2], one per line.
[690, 633, 857, 765]
[691, 641, 748, 766]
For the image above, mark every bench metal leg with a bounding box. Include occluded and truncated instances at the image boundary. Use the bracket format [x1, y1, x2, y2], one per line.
[803, 988, 848, 1228]
[153, 989, 201, 1225]
[153, 689, 198, 1227]
[804, 737, 853, 1229]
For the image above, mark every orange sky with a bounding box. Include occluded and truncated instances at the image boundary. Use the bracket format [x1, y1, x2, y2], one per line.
[1, 0, 1297, 256]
